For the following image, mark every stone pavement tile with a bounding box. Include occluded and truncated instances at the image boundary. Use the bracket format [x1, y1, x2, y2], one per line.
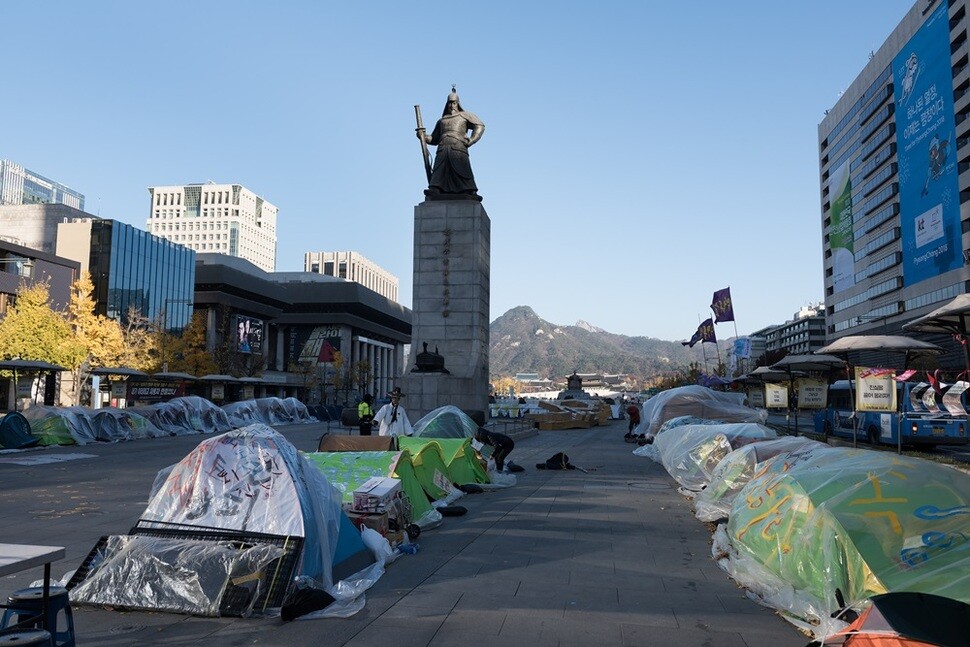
[341, 615, 444, 647]
[389, 585, 464, 609]
[515, 580, 618, 606]
[618, 623, 749, 647]
[502, 612, 624, 644]
[429, 555, 483, 578]
[380, 602, 450, 622]
[437, 607, 506, 635]
[563, 606, 679, 629]
[673, 608, 798, 636]
[606, 568, 666, 590]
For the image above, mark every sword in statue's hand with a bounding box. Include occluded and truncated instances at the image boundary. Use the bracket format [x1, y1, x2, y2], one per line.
[414, 105, 432, 184]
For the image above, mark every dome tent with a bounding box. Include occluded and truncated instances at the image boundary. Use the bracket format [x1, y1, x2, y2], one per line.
[70, 424, 382, 618]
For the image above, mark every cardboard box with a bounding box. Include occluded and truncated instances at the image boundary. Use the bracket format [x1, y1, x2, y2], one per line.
[345, 510, 389, 535]
[352, 476, 401, 512]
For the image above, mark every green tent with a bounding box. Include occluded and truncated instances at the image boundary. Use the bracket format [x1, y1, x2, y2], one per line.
[722, 445, 970, 628]
[303, 450, 438, 528]
[397, 441, 455, 502]
[399, 437, 489, 485]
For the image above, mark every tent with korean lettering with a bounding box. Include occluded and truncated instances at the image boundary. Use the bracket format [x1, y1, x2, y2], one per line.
[70, 424, 382, 619]
[712, 446, 970, 639]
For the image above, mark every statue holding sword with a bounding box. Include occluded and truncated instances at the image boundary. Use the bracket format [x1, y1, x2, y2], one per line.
[414, 86, 485, 201]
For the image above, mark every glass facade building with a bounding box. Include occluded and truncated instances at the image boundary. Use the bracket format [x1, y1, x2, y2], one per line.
[0, 159, 84, 210]
[87, 220, 195, 331]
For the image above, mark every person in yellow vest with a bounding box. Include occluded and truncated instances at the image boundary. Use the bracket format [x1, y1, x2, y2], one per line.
[357, 393, 375, 436]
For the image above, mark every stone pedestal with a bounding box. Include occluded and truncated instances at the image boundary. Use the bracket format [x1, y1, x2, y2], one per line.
[402, 199, 490, 425]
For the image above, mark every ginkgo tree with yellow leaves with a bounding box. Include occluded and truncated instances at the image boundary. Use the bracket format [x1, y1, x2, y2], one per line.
[66, 272, 127, 404]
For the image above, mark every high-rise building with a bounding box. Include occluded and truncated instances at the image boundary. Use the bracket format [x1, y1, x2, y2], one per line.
[147, 182, 277, 272]
[0, 159, 84, 210]
[818, 0, 970, 366]
[304, 251, 399, 302]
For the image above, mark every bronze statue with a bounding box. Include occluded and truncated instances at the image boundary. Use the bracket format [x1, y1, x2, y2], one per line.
[415, 87, 484, 200]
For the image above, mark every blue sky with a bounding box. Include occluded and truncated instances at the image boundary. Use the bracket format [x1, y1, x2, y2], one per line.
[3, 1, 915, 341]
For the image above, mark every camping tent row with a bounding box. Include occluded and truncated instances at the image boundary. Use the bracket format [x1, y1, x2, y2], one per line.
[631, 385, 970, 642]
[1, 396, 313, 447]
[305, 405, 500, 530]
[67, 405, 508, 620]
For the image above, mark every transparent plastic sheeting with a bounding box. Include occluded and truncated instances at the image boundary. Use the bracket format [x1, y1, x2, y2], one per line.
[412, 405, 479, 439]
[635, 385, 766, 439]
[142, 424, 341, 592]
[693, 436, 824, 522]
[70, 535, 285, 617]
[20, 396, 313, 446]
[652, 422, 777, 492]
[715, 445, 970, 637]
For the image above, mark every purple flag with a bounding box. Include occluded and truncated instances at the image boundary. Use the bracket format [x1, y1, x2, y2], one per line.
[681, 329, 703, 348]
[711, 287, 735, 323]
[699, 318, 716, 343]
[682, 318, 716, 347]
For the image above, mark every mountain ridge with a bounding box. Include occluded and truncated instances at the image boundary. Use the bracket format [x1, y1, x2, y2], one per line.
[489, 305, 720, 379]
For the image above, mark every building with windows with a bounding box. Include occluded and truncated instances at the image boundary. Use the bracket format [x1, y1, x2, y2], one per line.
[193, 254, 410, 404]
[0, 239, 79, 317]
[762, 304, 827, 356]
[147, 182, 277, 273]
[56, 218, 195, 331]
[819, 0, 970, 367]
[304, 251, 399, 302]
[0, 159, 84, 210]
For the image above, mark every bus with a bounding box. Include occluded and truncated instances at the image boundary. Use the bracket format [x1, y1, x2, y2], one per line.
[813, 380, 970, 447]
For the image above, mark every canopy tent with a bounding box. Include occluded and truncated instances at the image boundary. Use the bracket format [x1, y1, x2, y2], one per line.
[303, 450, 441, 529]
[903, 293, 970, 377]
[70, 424, 382, 618]
[767, 354, 842, 435]
[716, 447, 970, 637]
[651, 422, 777, 492]
[815, 336, 945, 451]
[816, 335, 944, 367]
[398, 436, 490, 486]
[0, 359, 66, 412]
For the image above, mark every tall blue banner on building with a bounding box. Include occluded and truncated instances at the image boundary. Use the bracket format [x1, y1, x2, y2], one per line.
[894, 4, 961, 285]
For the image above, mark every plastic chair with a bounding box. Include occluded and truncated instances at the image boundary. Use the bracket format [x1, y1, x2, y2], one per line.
[1, 587, 74, 647]
[0, 630, 53, 646]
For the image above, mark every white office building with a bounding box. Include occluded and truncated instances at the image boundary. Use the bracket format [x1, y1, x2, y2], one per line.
[304, 251, 399, 302]
[147, 182, 277, 272]
[818, 0, 970, 367]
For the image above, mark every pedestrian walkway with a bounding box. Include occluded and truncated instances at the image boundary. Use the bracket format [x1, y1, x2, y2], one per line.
[0, 418, 807, 646]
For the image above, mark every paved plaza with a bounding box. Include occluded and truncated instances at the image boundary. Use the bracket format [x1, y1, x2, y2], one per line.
[0, 418, 807, 646]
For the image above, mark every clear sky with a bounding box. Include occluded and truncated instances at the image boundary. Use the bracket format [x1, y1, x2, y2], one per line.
[3, 1, 915, 341]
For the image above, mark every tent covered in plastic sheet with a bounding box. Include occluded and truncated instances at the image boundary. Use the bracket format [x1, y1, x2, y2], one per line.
[127, 396, 233, 436]
[398, 436, 490, 486]
[412, 405, 478, 439]
[637, 385, 766, 440]
[713, 447, 970, 638]
[652, 422, 777, 492]
[90, 407, 168, 441]
[70, 424, 383, 618]
[693, 436, 824, 522]
[221, 397, 311, 428]
[303, 450, 441, 529]
[21, 405, 96, 445]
